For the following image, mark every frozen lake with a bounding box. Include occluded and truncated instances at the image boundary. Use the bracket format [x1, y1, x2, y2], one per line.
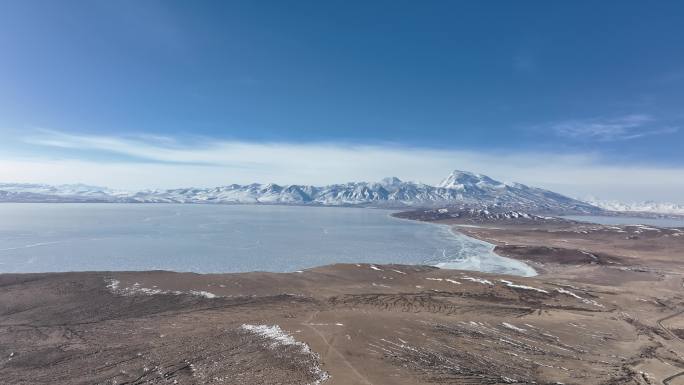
[562, 215, 684, 228]
[0, 204, 534, 276]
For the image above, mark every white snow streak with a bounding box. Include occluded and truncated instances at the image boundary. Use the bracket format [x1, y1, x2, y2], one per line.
[240, 324, 330, 384]
[498, 279, 549, 293]
[462, 276, 493, 285]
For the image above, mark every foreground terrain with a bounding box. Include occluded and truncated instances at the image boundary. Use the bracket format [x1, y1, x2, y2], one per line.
[1, 214, 683, 384]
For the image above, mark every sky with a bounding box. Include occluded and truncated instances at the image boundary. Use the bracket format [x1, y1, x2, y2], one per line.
[1, 1, 683, 203]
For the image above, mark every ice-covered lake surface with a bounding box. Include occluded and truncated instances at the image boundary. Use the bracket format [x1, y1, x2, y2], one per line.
[561, 215, 684, 228]
[0, 204, 535, 276]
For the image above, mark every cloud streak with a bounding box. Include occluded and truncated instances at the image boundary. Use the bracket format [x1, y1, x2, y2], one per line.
[550, 114, 679, 141]
[23, 129, 581, 185]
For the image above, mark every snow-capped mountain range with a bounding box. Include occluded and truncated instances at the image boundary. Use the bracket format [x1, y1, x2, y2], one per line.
[582, 198, 684, 216]
[0, 170, 600, 214]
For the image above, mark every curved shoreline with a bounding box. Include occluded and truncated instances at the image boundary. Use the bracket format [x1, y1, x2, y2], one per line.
[0, 204, 536, 276]
[388, 211, 537, 276]
[443, 226, 537, 277]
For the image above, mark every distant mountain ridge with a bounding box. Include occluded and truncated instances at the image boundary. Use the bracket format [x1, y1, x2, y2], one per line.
[0, 170, 600, 214]
[582, 197, 684, 215]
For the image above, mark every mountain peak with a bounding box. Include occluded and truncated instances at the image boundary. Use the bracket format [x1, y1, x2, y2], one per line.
[438, 170, 502, 189]
[380, 177, 403, 187]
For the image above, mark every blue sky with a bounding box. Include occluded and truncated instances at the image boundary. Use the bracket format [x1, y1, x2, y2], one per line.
[1, 1, 683, 202]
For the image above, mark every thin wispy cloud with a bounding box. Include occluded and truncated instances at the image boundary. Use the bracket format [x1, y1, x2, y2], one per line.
[550, 114, 679, 141]
[23, 129, 554, 180]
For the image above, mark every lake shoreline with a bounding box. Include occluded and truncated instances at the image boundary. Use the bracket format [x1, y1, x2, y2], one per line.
[0, 203, 536, 275]
[3, 210, 684, 384]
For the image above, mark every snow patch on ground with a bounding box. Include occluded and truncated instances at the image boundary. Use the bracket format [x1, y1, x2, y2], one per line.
[498, 279, 548, 293]
[241, 324, 307, 351]
[240, 324, 329, 384]
[501, 322, 527, 333]
[105, 278, 219, 299]
[462, 276, 493, 285]
[556, 288, 581, 299]
[555, 288, 604, 307]
[190, 290, 217, 299]
[106, 279, 120, 291]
